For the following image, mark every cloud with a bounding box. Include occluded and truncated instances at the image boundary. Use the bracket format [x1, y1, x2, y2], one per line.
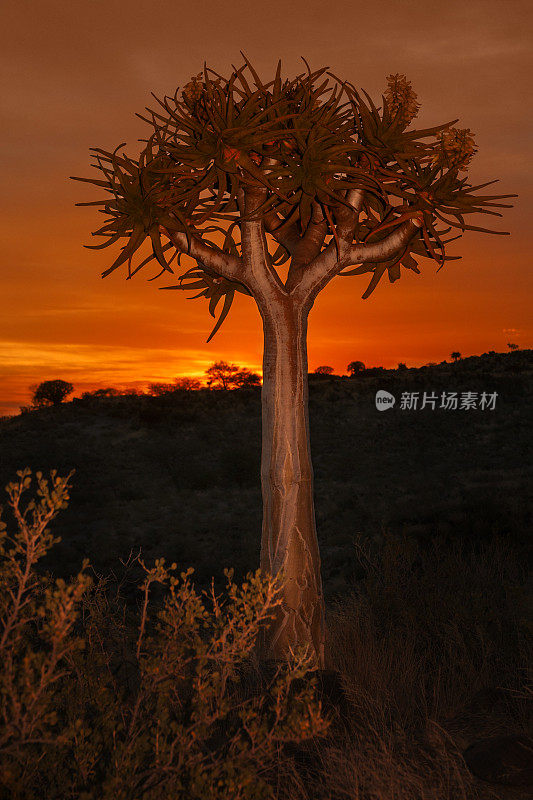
[0, 340, 211, 374]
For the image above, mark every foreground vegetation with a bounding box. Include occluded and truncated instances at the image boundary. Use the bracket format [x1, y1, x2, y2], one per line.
[0, 469, 530, 799]
[0, 470, 330, 799]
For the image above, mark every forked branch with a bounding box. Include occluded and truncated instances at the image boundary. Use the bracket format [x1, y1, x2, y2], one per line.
[293, 215, 423, 305]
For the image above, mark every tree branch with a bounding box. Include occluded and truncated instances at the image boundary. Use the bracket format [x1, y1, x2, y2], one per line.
[263, 210, 301, 255]
[292, 215, 423, 305]
[240, 186, 288, 297]
[259, 156, 301, 256]
[285, 202, 328, 292]
[158, 222, 243, 283]
[334, 188, 365, 247]
[285, 189, 365, 293]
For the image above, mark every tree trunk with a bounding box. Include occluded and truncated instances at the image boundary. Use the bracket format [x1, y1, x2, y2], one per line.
[256, 295, 325, 667]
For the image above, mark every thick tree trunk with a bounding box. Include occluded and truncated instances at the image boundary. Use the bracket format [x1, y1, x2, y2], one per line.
[256, 296, 325, 668]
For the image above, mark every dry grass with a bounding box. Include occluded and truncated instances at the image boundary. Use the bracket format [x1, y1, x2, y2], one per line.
[276, 533, 531, 799]
[0, 468, 530, 799]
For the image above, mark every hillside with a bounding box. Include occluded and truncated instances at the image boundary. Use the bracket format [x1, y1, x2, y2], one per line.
[0, 349, 531, 599]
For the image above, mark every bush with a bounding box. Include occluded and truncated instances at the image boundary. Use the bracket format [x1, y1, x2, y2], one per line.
[173, 378, 202, 391]
[0, 470, 329, 799]
[80, 388, 121, 400]
[147, 382, 178, 396]
[146, 378, 203, 396]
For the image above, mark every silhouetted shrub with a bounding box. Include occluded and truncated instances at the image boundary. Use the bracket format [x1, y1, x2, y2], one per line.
[147, 382, 176, 396]
[81, 388, 121, 400]
[147, 378, 202, 396]
[173, 377, 202, 391]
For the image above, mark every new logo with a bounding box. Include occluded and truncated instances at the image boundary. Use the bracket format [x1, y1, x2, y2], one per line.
[375, 390, 396, 411]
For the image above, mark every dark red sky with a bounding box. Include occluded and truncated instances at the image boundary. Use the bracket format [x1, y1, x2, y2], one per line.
[1, 0, 531, 415]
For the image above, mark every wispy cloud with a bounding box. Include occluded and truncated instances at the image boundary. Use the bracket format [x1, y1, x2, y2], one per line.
[0, 341, 211, 375]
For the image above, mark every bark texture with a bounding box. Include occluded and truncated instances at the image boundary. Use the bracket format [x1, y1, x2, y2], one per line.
[238, 187, 326, 667]
[256, 295, 325, 667]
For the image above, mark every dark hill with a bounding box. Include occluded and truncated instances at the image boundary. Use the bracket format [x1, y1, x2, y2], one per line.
[1, 349, 531, 600]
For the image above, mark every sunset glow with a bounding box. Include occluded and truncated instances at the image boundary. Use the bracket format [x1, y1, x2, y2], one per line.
[1, 0, 531, 417]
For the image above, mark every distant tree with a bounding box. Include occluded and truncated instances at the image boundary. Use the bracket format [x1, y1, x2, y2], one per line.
[81, 387, 120, 399]
[72, 56, 516, 667]
[347, 360, 365, 375]
[314, 365, 334, 375]
[397, 362, 408, 371]
[234, 370, 261, 388]
[426, 362, 438, 367]
[451, 351, 461, 362]
[507, 342, 519, 351]
[147, 382, 176, 396]
[31, 380, 74, 408]
[206, 361, 239, 389]
[148, 377, 203, 395]
[173, 377, 202, 391]
[206, 360, 260, 390]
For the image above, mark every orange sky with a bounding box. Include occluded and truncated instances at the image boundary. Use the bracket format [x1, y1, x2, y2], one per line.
[1, 0, 531, 416]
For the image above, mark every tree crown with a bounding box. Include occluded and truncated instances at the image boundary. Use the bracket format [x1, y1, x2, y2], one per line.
[347, 360, 365, 374]
[31, 380, 74, 407]
[71, 54, 516, 340]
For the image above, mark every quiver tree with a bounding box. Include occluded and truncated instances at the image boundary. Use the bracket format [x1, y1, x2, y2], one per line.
[71, 54, 516, 668]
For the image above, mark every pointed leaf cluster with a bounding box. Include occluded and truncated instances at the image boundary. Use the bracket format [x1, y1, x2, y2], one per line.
[71, 54, 517, 315]
[160, 264, 251, 342]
